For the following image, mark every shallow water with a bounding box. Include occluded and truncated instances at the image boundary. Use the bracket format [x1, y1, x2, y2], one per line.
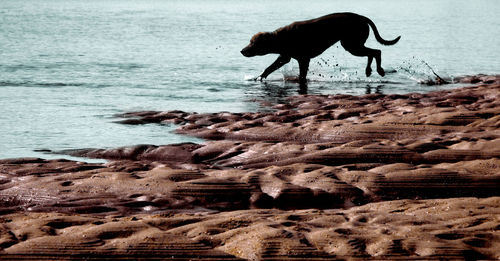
[0, 0, 499, 160]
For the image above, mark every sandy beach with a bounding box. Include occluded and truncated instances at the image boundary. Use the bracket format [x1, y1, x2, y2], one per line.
[1, 75, 499, 260]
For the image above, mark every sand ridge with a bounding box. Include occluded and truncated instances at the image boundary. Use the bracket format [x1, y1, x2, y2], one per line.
[0, 198, 498, 260]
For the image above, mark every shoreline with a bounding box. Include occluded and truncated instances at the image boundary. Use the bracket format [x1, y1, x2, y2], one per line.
[1, 74, 499, 259]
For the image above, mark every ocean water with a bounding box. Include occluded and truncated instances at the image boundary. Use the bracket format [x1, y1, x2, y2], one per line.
[1, 0, 499, 160]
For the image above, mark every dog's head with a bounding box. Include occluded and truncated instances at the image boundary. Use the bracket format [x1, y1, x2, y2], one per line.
[241, 32, 275, 57]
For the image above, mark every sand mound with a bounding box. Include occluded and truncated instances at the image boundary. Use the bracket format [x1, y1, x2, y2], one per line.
[1, 158, 499, 216]
[0, 197, 498, 260]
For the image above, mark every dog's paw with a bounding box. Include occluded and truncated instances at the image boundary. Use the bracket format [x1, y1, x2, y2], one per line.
[377, 67, 385, 77]
[365, 67, 372, 77]
[255, 76, 266, 82]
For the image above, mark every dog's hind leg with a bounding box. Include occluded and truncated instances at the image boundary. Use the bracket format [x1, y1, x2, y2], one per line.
[366, 56, 374, 76]
[297, 58, 310, 84]
[257, 55, 291, 81]
[341, 41, 384, 77]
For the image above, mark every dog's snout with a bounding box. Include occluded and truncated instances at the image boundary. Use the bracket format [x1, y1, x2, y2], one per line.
[241, 47, 251, 57]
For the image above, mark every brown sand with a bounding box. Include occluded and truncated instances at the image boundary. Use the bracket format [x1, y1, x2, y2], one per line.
[1, 75, 499, 260]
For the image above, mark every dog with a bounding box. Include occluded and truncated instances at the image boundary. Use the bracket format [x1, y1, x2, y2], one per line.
[241, 12, 400, 84]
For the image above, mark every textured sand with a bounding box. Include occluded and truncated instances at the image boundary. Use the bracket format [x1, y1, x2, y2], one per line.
[1, 75, 499, 260]
[0, 198, 498, 260]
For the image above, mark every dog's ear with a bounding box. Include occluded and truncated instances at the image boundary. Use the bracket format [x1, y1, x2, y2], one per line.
[251, 32, 273, 43]
[250, 32, 264, 43]
[260, 32, 274, 41]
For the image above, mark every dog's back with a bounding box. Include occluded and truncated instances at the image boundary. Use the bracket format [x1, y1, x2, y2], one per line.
[271, 13, 370, 58]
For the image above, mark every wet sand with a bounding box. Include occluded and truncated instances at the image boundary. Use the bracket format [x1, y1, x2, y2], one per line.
[1, 75, 499, 260]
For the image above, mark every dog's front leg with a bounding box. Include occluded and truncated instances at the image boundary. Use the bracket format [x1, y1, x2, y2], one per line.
[255, 55, 291, 81]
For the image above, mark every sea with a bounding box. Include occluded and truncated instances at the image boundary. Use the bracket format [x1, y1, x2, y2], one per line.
[1, 0, 499, 161]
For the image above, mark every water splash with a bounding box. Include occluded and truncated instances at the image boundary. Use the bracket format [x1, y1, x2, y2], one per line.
[395, 57, 449, 85]
[244, 75, 257, 81]
[279, 60, 397, 84]
[245, 56, 451, 87]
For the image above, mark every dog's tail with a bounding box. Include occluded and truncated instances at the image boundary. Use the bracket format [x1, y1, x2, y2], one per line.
[366, 17, 401, 46]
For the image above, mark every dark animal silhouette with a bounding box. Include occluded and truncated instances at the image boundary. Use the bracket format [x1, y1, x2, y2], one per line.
[241, 12, 400, 84]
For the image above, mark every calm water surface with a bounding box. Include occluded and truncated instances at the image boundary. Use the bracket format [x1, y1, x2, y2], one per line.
[1, 0, 499, 160]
